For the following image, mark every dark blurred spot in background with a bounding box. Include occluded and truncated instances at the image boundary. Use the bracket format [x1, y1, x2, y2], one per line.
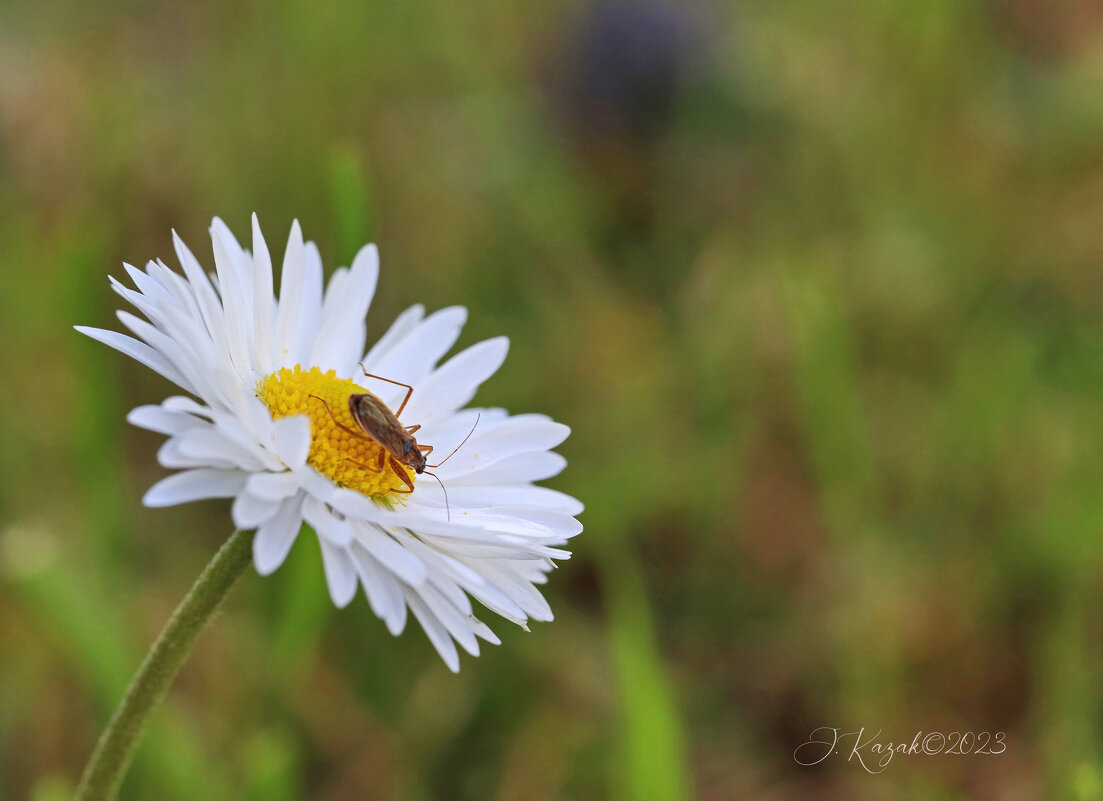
[541, 2, 720, 298]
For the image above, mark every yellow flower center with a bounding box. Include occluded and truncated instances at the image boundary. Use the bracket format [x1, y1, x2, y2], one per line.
[257, 366, 414, 500]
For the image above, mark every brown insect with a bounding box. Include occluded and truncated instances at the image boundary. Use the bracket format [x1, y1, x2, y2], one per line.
[309, 368, 478, 520]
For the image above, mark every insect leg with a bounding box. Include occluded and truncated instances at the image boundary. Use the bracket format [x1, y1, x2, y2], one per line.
[358, 368, 415, 417]
[388, 456, 415, 493]
[404, 424, 422, 435]
[308, 394, 371, 440]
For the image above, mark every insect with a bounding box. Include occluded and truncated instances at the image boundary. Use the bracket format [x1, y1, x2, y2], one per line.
[309, 368, 478, 520]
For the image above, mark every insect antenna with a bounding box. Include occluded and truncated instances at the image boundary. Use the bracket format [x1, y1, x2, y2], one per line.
[427, 413, 481, 469]
[425, 470, 452, 521]
[422, 413, 481, 522]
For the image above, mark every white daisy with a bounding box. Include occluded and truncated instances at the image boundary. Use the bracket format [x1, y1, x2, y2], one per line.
[76, 214, 581, 671]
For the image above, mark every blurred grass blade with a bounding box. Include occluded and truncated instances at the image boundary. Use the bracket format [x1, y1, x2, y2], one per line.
[329, 145, 374, 260]
[242, 728, 301, 801]
[269, 524, 330, 679]
[782, 269, 875, 528]
[606, 550, 690, 801]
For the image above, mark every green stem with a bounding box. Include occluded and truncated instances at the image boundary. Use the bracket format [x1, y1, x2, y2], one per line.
[73, 529, 255, 801]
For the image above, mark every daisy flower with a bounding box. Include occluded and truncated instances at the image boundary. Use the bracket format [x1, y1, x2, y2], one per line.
[76, 215, 581, 671]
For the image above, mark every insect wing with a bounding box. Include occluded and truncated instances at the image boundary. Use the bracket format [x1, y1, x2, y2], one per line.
[349, 394, 408, 457]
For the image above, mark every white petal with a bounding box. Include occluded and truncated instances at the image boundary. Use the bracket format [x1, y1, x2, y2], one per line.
[246, 471, 300, 501]
[462, 415, 571, 463]
[302, 495, 353, 547]
[404, 590, 461, 672]
[210, 217, 248, 278]
[416, 506, 579, 541]
[350, 544, 408, 635]
[332, 490, 552, 550]
[463, 508, 583, 539]
[162, 395, 214, 417]
[174, 427, 268, 471]
[274, 220, 305, 368]
[251, 213, 275, 373]
[350, 521, 428, 586]
[470, 618, 501, 645]
[319, 267, 348, 334]
[150, 259, 197, 312]
[295, 241, 324, 365]
[419, 538, 567, 561]
[310, 244, 379, 372]
[273, 415, 311, 468]
[361, 304, 425, 370]
[416, 408, 499, 468]
[209, 220, 253, 377]
[75, 326, 190, 391]
[402, 538, 486, 605]
[114, 311, 212, 399]
[403, 337, 509, 423]
[191, 404, 282, 473]
[158, 436, 232, 469]
[418, 583, 480, 657]
[319, 539, 358, 608]
[253, 495, 304, 575]
[422, 485, 583, 515]
[172, 230, 228, 359]
[127, 405, 202, 436]
[473, 561, 554, 621]
[232, 490, 280, 529]
[293, 464, 340, 501]
[234, 396, 281, 460]
[446, 451, 567, 484]
[366, 306, 467, 398]
[143, 468, 246, 507]
[402, 540, 475, 615]
[122, 262, 173, 305]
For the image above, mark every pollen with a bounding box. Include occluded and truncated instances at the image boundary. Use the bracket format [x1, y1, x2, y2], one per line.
[258, 366, 414, 500]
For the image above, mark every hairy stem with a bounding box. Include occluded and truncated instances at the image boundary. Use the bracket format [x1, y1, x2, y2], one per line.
[73, 529, 254, 801]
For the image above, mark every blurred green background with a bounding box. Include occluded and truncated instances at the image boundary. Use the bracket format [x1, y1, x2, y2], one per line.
[3, 0, 1103, 798]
